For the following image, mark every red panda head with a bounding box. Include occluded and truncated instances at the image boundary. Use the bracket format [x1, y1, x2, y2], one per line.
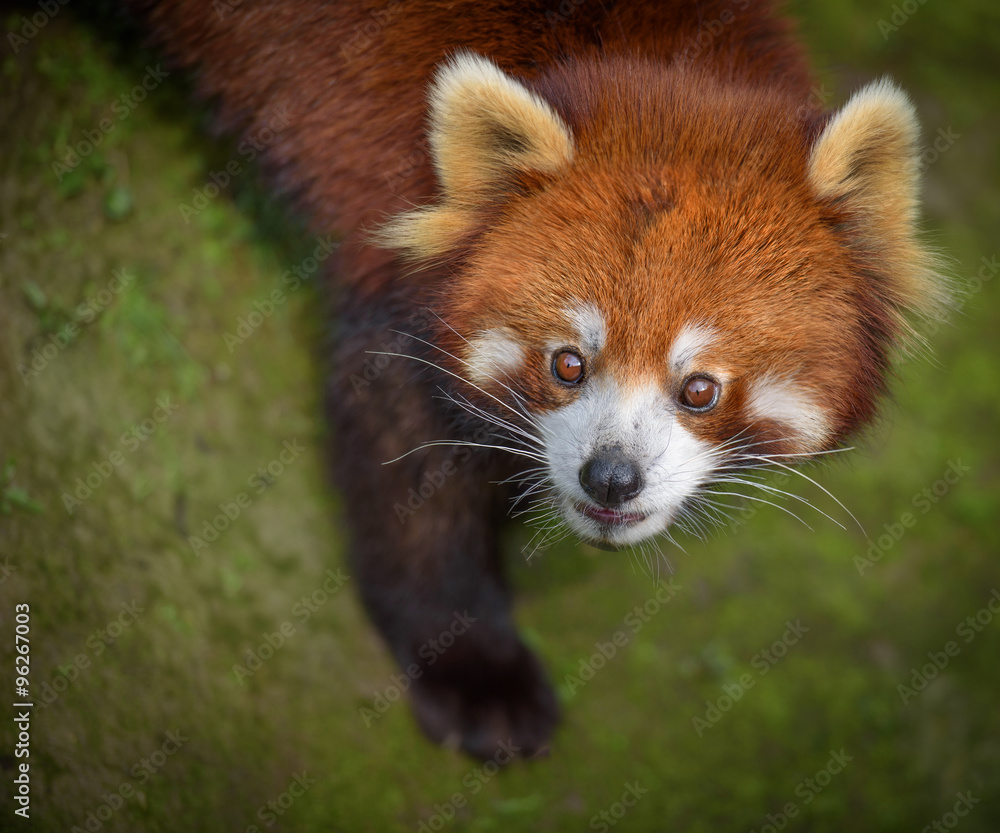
[379, 53, 948, 548]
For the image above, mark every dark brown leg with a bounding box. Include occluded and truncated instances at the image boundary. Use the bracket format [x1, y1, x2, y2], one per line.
[326, 294, 558, 759]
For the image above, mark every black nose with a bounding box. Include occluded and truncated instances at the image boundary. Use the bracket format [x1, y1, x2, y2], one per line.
[579, 447, 643, 507]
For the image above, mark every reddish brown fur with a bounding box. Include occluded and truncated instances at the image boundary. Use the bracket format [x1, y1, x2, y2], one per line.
[437, 61, 893, 448]
[145, 0, 812, 289]
[140, 0, 931, 758]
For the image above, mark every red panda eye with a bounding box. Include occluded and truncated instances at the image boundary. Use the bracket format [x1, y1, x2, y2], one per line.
[681, 376, 719, 410]
[552, 350, 585, 385]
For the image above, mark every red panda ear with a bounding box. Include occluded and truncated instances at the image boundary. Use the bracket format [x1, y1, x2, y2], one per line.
[378, 52, 574, 259]
[807, 79, 949, 335]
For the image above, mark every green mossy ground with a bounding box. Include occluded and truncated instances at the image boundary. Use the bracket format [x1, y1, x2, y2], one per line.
[0, 2, 998, 831]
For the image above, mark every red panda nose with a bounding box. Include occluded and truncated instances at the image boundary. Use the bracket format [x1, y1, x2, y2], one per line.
[579, 448, 643, 508]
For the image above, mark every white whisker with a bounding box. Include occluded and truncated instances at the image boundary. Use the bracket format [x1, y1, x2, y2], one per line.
[710, 476, 847, 531]
[383, 440, 546, 466]
[369, 348, 537, 434]
[745, 455, 863, 534]
[698, 488, 814, 530]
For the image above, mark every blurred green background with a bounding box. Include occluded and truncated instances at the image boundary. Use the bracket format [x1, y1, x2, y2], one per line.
[0, 1, 997, 831]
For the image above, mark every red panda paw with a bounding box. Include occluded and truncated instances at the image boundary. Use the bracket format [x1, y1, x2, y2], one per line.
[407, 643, 560, 761]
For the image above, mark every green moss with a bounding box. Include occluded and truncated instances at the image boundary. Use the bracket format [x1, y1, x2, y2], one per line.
[0, 4, 998, 832]
[1, 459, 44, 515]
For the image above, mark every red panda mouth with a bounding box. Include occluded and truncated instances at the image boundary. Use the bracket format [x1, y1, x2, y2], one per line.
[576, 503, 647, 527]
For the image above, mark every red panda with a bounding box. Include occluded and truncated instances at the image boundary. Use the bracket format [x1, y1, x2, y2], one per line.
[142, 0, 947, 759]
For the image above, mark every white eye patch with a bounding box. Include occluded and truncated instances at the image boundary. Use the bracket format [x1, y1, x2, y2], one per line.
[562, 301, 607, 355]
[747, 375, 831, 451]
[463, 328, 525, 386]
[669, 323, 717, 373]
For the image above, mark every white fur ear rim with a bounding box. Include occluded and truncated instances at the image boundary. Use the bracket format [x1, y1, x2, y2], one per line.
[427, 51, 574, 198]
[808, 78, 919, 202]
[808, 78, 952, 337]
[375, 53, 574, 259]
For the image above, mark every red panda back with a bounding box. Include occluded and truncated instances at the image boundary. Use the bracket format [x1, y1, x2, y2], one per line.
[143, 0, 814, 291]
[137, 0, 950, 759]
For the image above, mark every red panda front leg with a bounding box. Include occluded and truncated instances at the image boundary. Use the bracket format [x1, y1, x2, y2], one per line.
[327, 299, 559, 759]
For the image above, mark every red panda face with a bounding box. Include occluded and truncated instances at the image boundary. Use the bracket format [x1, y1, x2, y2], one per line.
[380, 54, 947, 548]
[445, 173, 851, 547]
